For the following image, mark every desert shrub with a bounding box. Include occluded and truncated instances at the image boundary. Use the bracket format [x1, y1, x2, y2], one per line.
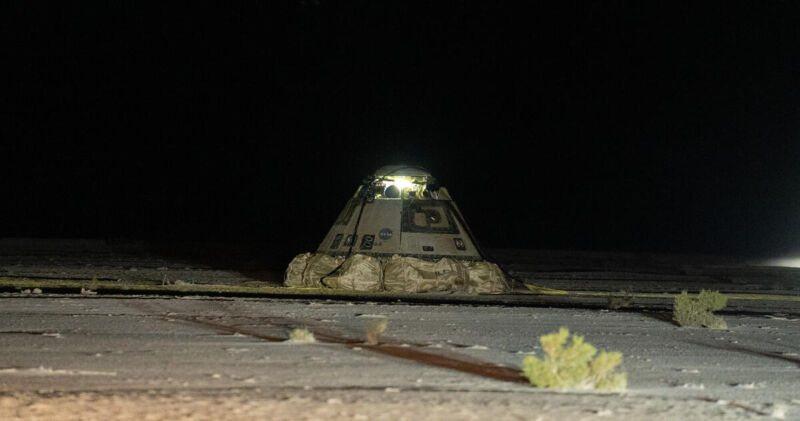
[606, 290, 632, 310]
[288, 328, 316, 343]
[365, 319, 387, 345]
[521, 327, 626, 392]
[673, 290, 728, 329]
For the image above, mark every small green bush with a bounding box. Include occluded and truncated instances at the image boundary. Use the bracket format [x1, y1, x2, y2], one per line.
[521, 327, 626, 392]
[673, 290, 728, 329]
[288, 328, 316, 343]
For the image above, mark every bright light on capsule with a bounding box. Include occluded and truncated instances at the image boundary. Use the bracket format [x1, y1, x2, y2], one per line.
[386, 177, 415, 191]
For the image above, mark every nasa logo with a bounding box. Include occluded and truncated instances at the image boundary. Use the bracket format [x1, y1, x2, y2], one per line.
[378, 228, 393, 240]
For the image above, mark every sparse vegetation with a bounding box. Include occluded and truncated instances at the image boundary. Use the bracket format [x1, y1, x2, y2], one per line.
[521, 327, 626, 392]
[288, 328, 316, 343]
[80, 288, 97, 295]
[0, 277, 384, 296]
[365, 319, 387, 345]
[88, 275, 100, 291]
[161, 274, 191, 287]
[607, 290, 632, 310]
[673, 290, 728, 329]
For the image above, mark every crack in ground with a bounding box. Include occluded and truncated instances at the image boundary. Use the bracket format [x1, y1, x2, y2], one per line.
[173, 314, 529, 385]
[119, 299, 780, 417]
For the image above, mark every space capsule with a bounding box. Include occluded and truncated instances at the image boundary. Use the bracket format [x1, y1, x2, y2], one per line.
[285, 165, 508, 293]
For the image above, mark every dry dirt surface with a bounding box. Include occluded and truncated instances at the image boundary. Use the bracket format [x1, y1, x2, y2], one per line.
[2, 238, 800, 296]
[1, 296, 799, 420]
[0, 389, 777, 421]
[1, 239, 799, 420]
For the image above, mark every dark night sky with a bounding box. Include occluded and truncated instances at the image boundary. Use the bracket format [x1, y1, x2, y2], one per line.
[2, 2, 800, 257]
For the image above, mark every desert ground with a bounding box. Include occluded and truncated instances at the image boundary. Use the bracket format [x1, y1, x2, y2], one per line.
[0, 239, 798, 420]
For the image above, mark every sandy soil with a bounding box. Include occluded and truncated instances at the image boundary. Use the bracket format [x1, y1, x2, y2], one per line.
[1, 239, 799, 420]
[0, 388, 777, 421]
[1, 296, 799, 420]
[2, 238, 799, 295]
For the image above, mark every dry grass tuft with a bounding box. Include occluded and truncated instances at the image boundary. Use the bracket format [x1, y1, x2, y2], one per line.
[287, 328, 316, 343]
[365, 319, 387, 345]
[606, 291, 632, 310]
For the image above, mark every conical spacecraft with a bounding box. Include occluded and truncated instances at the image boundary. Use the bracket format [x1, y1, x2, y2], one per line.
[319, 165, 483, 260]
[285, 165, 508, 294]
